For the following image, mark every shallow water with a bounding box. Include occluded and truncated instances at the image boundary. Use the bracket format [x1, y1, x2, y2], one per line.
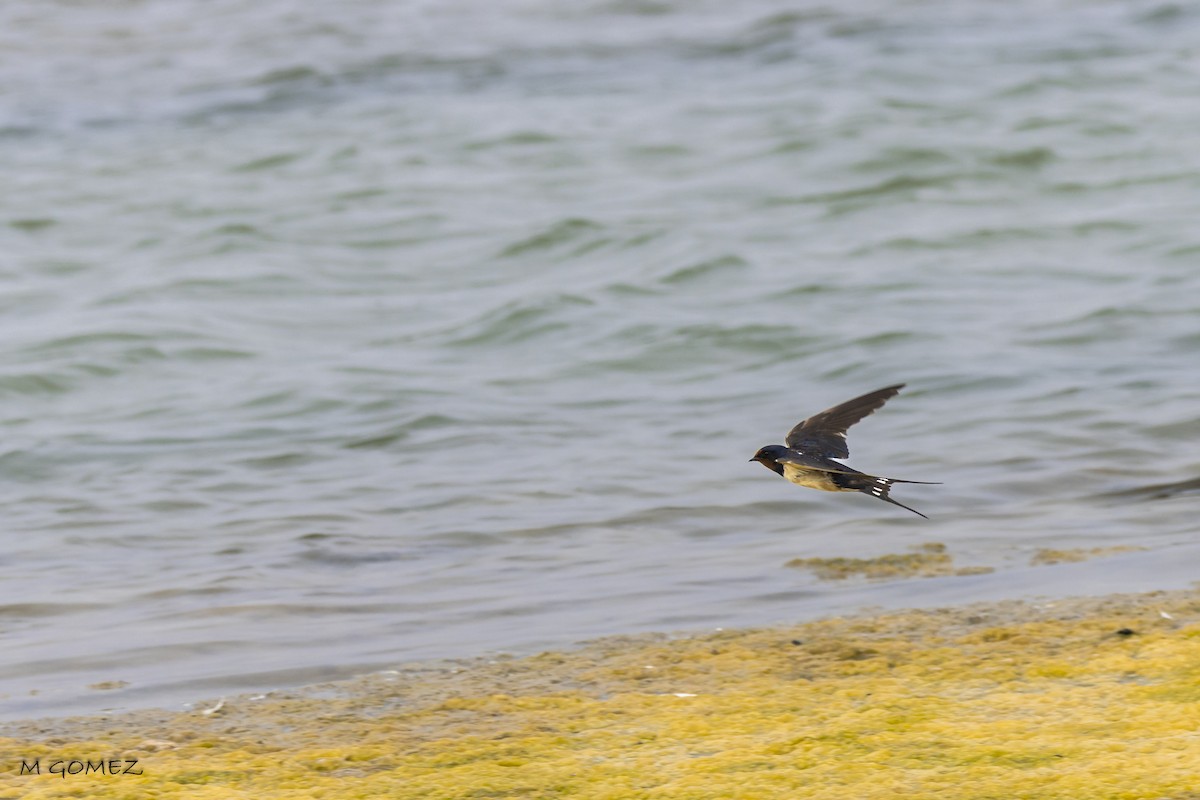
[2, 0, 1199, 719]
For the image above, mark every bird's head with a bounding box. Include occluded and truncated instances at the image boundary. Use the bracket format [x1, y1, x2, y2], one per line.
[749, 445, 788, 473]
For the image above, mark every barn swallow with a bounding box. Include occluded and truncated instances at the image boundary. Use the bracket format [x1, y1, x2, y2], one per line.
[750, 384, 938, 518]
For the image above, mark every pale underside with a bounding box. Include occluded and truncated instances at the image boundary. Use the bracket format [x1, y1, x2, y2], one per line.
[781, 463, 848, 492]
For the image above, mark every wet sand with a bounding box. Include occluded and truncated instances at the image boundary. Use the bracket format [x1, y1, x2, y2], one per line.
[4, 588, 1200, 799]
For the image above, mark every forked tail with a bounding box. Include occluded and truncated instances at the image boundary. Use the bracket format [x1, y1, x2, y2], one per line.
[832, 473, 938, 519]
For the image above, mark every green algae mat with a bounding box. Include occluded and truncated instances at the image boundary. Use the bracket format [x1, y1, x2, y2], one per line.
[4, 590, 1200, 799]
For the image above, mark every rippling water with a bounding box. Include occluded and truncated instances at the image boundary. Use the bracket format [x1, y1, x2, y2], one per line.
[2, 0, 1199, 719]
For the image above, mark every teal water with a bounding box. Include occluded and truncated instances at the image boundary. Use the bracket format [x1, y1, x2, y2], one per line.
[2, 0, 1199, 719]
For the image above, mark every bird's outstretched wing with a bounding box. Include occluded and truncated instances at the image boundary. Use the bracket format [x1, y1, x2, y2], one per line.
[784, 384, 905, 459]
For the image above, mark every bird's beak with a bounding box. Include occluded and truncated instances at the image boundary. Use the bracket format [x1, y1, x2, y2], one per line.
[748, 456, 757, 462]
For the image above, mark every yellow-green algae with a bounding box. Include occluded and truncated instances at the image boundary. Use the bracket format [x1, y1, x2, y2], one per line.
[5, 590, 1200, 799]
[786, 542, 994, 580]
[1030, 546, 1146, 566]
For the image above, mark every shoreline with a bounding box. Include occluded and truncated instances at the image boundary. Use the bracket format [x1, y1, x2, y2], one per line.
[4, 587, 1200, 798]
[8, 539, 1198, 726]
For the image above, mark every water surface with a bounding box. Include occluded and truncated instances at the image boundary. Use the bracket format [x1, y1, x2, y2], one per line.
[1, 0, 1198, 719]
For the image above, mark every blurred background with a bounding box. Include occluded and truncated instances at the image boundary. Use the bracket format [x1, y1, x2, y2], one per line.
[1, 0, 1198, 719]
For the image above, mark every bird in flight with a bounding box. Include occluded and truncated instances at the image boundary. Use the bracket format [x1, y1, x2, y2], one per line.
[750, 384, 938, 518]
